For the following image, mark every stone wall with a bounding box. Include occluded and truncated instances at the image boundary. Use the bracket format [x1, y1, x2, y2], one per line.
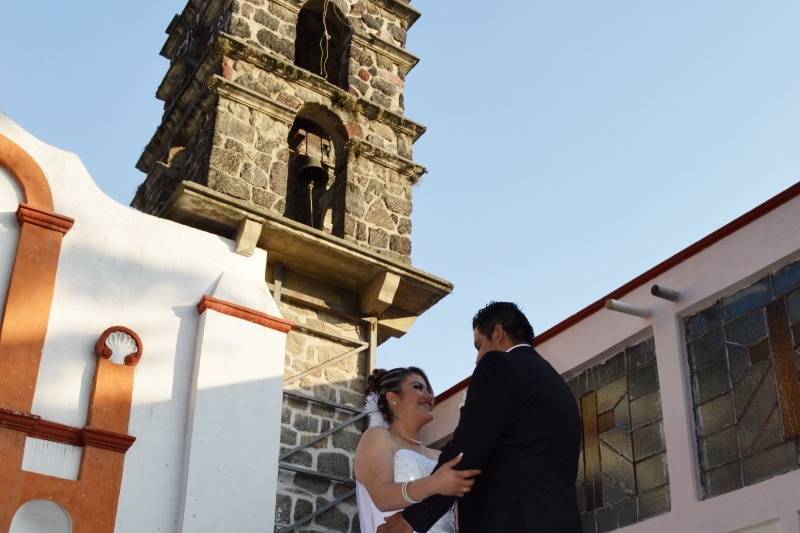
[204, 65, 417, 262]
[132, 102, 217, 215]
[276, 272, 369, 532]
[345, 153, 412, 260]
[228, 0, 410, 113]
[135, 0, 424, 263]
[209, 98, 291, 211]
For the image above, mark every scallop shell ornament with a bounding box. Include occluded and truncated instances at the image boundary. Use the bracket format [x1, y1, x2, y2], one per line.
[95, 327, 143, 366]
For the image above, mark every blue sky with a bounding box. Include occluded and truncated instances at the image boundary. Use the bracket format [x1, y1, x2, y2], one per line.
[3, 1, 799, 393]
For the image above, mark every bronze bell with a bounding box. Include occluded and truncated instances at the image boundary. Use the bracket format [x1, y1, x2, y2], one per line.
[295, 154, 328, 186]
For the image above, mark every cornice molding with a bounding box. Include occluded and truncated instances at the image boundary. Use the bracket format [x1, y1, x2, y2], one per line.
[197, 295, 293, 332]
[16, 204, 74, 235]
[83, 427, 137, 453]
[351, 33, 419, 73]
[210, 75, 296, 124]
[139, 32, 426, 174]
[0, 408, 136, 453]
[219, 33, 426, 140]
[368, 0, 421, 26]
[348, 139, 425, 182]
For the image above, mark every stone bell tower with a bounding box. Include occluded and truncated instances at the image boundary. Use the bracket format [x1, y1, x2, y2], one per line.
[133, 0, 452, 531]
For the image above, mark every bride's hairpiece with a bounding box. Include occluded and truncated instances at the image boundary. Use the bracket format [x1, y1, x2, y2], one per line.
[364, 391, 389, 429]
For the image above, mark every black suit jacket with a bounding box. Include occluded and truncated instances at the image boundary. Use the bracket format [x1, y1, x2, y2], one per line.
[403, 346, 582, 533]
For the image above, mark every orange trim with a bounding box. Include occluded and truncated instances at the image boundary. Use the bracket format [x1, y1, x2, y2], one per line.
[197, 295, 293, 332]
[82, 427, 136, 453]
[87, 327, 142, 436]
[0, 138, 71, 413]
[17, 204, 74, 234]
[31, 419, 83, 446]
[0, 136, 132, 533]
[437, 180, 800, 402]
[0, 408, 135, 453]
[0, 133, 54, 210]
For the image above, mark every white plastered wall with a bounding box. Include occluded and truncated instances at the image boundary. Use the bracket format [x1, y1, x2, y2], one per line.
[0, 114, 286, 533]
[425, 189, 800, 533]
[0, 165, 22, 316]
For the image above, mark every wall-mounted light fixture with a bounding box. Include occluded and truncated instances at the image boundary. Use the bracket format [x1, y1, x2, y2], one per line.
[605, 299, 651, 318]
[651, 284, 680, 302]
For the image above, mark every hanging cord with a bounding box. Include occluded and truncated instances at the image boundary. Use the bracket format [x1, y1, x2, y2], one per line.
[319, 0, 331, 80]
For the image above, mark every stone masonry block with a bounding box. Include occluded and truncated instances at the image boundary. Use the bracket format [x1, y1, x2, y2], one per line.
[275, 494, 292, 526]
[318, 452, 350, 478]
[384, 195, 411, 216]
[365, 202, 394, 230]
[281, 426, 298, 445]
[256, 29, 293, 59]
[368, 227, 389, 248]
[268, 2, 296, 23]
[254, 8, 280, 30]
[315, 499, 350, 532]
[294, 413, 320, 433]
[208, 169, 251, 200]
[211, 148, 241, 175]
[216, 111, 256, 144]
[332, 431, 360, 453]
[230, 16, 252, 38]
[295, 473, 331, 495]
[390, 234, 411, 255]
[294, 498, 313, 521]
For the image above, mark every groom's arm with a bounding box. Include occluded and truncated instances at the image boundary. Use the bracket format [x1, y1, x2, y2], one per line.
[401, 351, 516, 532]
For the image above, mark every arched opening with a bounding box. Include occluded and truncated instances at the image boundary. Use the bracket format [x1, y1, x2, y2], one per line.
[285, 105, 348, 236]
[10, 500, 72, 533]
[294, 0, 352, 89]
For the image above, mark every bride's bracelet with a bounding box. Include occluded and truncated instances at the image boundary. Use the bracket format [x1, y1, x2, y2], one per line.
[401, 480, 422, 504]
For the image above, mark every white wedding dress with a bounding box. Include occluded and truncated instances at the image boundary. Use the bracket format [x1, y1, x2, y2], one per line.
[357, 448, 456, 533]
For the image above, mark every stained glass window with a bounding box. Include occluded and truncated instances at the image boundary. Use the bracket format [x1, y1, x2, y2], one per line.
[568, 337, 670, 533]
[685, 259, 800, 499]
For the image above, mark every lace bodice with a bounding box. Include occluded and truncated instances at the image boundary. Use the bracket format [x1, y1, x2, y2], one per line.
[356, 448, 456, 533]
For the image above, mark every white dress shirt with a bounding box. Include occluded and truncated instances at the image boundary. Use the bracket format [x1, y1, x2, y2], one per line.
[506, 343, 532, 352]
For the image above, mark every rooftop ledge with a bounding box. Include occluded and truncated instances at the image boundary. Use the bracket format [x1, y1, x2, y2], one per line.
[162, 181, 453, 339]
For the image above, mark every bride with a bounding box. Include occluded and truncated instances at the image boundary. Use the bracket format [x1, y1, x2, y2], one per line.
[354, 367, 480, 533]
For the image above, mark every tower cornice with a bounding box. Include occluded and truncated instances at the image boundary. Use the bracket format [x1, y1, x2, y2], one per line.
[139, 32, 426, 173]
[159, 181, 452, 339]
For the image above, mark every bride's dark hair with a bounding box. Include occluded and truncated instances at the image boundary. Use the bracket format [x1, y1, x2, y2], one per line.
[364, 367, 433, 424]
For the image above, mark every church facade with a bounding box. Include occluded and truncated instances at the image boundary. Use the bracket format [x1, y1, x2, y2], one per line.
[0, 0, 451, 531]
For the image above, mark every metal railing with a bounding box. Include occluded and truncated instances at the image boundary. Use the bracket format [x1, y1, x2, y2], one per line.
[274, 267, 375, 532]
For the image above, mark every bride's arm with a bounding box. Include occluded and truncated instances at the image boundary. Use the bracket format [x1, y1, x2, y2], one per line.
[354, 428, 477, 512]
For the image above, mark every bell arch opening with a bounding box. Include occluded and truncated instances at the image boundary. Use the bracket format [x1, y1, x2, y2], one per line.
[285, 105, 348, 236]
[10, 500, 72, 533]
[294, 0, 352, 89]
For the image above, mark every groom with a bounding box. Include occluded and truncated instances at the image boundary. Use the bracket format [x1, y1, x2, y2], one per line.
[378, 301, 583, 533]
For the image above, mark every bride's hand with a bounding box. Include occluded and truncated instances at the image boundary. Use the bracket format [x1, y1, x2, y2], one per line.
[430, 453, 480, 497]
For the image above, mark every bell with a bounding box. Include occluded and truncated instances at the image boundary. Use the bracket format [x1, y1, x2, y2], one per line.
[295, 154, 328, 186]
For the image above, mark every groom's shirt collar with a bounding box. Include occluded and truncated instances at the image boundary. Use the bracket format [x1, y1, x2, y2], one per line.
[506, 343, 531, 352]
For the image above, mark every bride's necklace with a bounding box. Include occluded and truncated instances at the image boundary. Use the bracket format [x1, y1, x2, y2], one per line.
[391, 426, 424, 447]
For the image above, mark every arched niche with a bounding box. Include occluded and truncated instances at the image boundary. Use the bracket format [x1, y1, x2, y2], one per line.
[10, 500, 72, 533]
[285, 104, 349, 236]
[295, 0, 352, 89]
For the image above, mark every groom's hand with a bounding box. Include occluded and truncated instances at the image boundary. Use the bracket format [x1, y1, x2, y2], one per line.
[377, 513, 413, 533]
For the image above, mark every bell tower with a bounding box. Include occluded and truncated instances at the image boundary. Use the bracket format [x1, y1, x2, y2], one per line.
[133, 0, 452, 531]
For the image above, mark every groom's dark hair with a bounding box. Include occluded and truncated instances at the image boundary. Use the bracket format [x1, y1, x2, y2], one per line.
[472, 301, 534, 345]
